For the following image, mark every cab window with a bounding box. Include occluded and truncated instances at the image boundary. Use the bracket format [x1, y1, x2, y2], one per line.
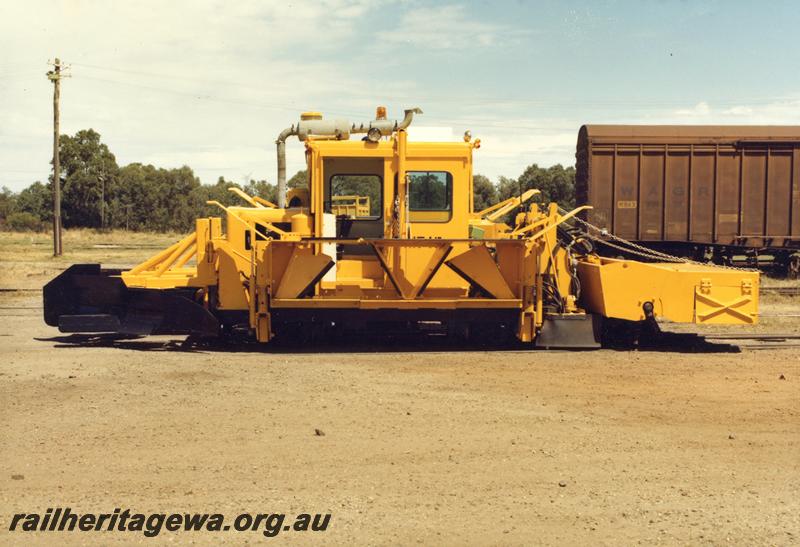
[327, 174, 382, 219]
[409, 171, 452, 222]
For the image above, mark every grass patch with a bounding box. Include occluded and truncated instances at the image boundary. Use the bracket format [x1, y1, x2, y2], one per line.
[0, 229, 187, 289]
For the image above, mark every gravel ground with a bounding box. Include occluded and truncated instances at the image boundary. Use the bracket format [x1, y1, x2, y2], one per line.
[1, 287, 798, 545]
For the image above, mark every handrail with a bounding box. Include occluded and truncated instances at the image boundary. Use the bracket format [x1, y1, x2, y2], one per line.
[206, 200, 288, 237]
[175, 242, 197, 268]
[511, 206, 593, 240]
[476, 189, 539, 221]
[127, 238, 185, 275]
[252, 196, 278, 208]
[228, 187, 264, 208]
[155, 233, 197, 276]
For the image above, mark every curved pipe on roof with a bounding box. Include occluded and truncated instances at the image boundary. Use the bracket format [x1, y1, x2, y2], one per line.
[275, 126, 298, 208]
[274, 108, 423, 208]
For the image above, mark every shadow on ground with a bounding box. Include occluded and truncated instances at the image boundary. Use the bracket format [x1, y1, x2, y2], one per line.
[35, 331, 741, 354]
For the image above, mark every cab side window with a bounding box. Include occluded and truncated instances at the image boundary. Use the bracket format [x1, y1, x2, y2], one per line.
[327, 175, 382, 219]
[408, 171, 452, 222]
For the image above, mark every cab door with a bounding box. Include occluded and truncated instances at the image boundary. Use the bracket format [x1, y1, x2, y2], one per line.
[405, 156, 470, 239]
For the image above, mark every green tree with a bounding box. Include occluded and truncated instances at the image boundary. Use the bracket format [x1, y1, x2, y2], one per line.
[287, 169, 308, 189]
[497, 176, 521, 202]
[113, 164, 202, 232]
[16, 181, 52, 223]
[112, 163, 154, 231]
[0, 186, 17, 223]
[58, 129, 120, 228]
[151, 165, 202, 232]
[5, 130, 582, 235]
[409, 173, 447, 211]
[6, 212, 42, 231]
[243, 179, 278, 204]
[515, 164, 575, 208]
[331, 175, 381, 216]
[472, 174, 497, 212]
[194, 176, 244, 219]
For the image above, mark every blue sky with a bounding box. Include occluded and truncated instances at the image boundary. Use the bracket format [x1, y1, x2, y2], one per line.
[1, 0, 799, 191]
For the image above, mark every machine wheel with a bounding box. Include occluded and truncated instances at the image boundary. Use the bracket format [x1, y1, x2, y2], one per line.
[788, 254, 800, 280]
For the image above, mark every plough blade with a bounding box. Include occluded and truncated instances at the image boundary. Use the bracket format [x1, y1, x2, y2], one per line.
[44, 264, 219, 337]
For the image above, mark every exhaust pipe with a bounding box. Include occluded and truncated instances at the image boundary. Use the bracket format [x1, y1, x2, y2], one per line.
[275, 107, 422, 207]
[275, 126, 297, 208]
[350, 107, 422, 138]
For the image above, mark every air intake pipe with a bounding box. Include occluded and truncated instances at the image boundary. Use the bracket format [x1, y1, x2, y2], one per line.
[275, 107, 422, 207]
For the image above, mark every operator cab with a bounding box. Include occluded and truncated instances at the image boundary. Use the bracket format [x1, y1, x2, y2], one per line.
[311, 140, 471, 246]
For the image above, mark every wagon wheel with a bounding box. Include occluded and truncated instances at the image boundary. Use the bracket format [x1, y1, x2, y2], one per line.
[788, 254, 800, 280]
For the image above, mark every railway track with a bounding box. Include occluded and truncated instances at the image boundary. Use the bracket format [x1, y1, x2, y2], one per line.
[0, 306, 796, 351]
[0, 288, 40, 293]
[703, 332, 800, 350]
[3, 283, 797, 349]
[761, 286, 800, 296]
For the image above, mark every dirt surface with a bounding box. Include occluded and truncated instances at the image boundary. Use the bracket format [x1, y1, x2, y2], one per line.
[1, 232, 799, 544]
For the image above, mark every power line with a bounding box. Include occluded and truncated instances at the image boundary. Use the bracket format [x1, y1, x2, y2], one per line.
[0, 68, 46, 78]
[78, 75, 326, 113]
[68, 70, 800, 133]
[57, 60, 800, 138]
[69, 60, 800, 110]
[74, 75, 579, 132]
[77, 74, 371, 119]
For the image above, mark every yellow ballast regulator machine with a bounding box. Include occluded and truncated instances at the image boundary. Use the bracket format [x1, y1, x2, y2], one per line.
[44, 108, 758, 349]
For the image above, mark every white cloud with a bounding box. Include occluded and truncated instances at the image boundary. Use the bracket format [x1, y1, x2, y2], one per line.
[668, 98, 800, 124]
[722, 105, 754, 116]
[472, 130, 576, 180]
[2, 2, 799, 193]
[407, 126, 457, 141]
[384, 4, 516, 49]
[0, 0, 390, 190]
[716, 98, 800, 124]
[407, 121, 577, 181]
[674, 101, 711, 118]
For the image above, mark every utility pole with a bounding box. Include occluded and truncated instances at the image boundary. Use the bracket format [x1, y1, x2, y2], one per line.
[47, 58, 68, 256]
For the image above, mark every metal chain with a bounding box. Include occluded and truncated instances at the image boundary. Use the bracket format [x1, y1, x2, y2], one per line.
[557, 207, 757, 272]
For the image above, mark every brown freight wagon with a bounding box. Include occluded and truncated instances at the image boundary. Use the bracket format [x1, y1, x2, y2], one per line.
[576, 125, 800, 277]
